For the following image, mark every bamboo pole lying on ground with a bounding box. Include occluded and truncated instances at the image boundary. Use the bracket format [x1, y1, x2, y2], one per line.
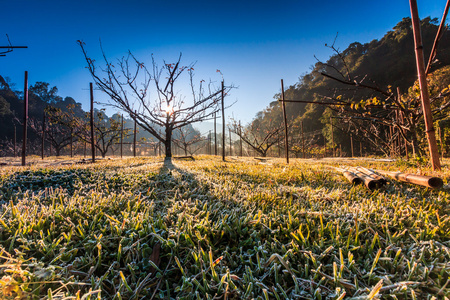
[375, 170, 443, 189]
[348, 167, 383, 190]
[355, 166, 388, 185]
[335, 167, 363, 185]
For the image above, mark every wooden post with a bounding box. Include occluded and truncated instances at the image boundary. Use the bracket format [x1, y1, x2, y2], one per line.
[22, 71, 28, 166]
[229, 129, 232, 156]
[133, 111, 137, 157]
[340, 144, 342, 157]
[395, 110, 401, 157]
[330, 116, 334, 157]
[14, 125, 16, 157]
[281, 79, 289, 164]
[120, 114, 124, 158]
[410, 0, 441, 170]
[214, 112, 217, 156]
[389, 125, 394, 157]
[90, 82, 95, 163]
[41, 112, 45, 160]
[239, 120, 243, 157]
[350, 134, 354, 157]
[277, 139, 281, 157]
[209, 130, 212, 155]
[70, 128, 73, 157]
[360, 141, 362, 157]
[301, 121, 305, 158]
[439, 126, 444, 159]
[221, 81, 225, 161]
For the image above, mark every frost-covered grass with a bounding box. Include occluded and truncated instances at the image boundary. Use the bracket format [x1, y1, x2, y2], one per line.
[0, 155, 449, 299]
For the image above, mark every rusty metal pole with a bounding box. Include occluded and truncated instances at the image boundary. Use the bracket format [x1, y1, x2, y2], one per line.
[22, 71, 28, 166]
[221, 81, 225, 161]
[120, 114, 123, 158]
[281, 79, 289, 164]
[90, 83, 95, 163]
[41, 112, 45, 160]
[410, 0, 441, 170]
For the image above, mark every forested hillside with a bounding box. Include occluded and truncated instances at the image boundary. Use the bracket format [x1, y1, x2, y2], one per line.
[255, 17, 450, 157]
[0, 78, 204, 157]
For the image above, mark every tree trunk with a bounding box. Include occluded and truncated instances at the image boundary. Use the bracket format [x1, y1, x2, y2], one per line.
[165, 127, 173, 158]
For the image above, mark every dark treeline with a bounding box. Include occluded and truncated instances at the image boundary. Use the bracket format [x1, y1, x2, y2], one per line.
[248, 17, 450, 158]
[0, 79, 202, 157]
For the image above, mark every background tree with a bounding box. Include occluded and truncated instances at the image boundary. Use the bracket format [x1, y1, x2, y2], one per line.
[252, 17, 450, 158]
[79, 41, 231, 160]
[48, 106, 128, 158]
[229, 113, 286, 157]
[172, 125, 205, 156]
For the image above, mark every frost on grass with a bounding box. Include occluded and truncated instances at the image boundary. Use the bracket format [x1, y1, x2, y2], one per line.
[0, 156, 449, 299]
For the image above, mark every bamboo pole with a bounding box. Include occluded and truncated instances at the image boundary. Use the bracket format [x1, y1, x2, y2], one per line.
[409, 0, 441, 170]
[348, 167, 382, 190]
[335, 167, 363, 185]
[375, 169, 443, 189]
[425, 0, 450, 75]
[281, 79, 289, 164]
[355, 166, 387, 185]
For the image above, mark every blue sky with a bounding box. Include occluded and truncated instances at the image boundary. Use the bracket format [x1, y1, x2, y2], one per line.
[1, 0, 448, 124]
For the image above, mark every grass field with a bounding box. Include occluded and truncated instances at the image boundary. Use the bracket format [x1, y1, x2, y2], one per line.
[0, 155, 449, 299]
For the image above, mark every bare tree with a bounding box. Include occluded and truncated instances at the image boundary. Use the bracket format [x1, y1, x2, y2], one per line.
[172, 126, 205, 156]
[316, 38, 450, 158]
[47, 106, 129, 158]
[229, 118, 284, 157]
[78, 41, 231, 160]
